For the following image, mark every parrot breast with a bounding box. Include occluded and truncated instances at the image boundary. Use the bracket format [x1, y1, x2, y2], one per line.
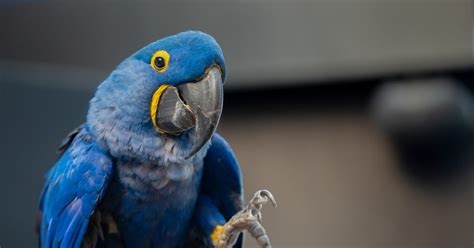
[100, 159, 204, 248]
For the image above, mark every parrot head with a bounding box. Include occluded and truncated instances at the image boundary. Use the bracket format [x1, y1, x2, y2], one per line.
[88, 31, 226, 161]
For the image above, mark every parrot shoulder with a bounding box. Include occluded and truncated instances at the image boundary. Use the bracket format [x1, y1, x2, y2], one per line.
[37, 126, 114, 248]
[199, 133, 244, 248]
[202, 133, 244, 220]
[36, 125, 85, 234]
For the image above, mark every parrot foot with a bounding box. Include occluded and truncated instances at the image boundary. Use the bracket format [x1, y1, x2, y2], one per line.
[213, 189, 277, 248]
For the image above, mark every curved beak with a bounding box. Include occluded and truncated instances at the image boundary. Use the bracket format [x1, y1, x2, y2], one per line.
[150, 66, 224, 158]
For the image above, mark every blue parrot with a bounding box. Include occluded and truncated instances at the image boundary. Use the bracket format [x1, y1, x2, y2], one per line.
[36, 31, 245, 248]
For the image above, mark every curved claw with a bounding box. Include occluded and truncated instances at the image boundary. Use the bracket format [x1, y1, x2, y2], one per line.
[214, 189, 277, 248]
[250, 189, 277, 209]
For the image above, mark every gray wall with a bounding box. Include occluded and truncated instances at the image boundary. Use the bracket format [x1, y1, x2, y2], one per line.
[1, 0, 473, 89]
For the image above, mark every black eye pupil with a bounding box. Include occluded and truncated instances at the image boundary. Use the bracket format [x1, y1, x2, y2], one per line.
[154, 57, 166, 69]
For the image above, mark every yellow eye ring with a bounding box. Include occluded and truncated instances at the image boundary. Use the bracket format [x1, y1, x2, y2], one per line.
[151, 50, 170, 73]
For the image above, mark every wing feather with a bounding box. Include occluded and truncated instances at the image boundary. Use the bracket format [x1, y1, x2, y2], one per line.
[201, 133, 244, 248]
[38, 128, 113, 248]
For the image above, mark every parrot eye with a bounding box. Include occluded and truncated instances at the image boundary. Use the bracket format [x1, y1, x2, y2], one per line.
[151, 50, 170, 73]
[155, 57, 165, 68]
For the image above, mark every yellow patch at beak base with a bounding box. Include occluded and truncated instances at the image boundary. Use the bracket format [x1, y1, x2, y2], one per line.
[150, 84, 170, 133]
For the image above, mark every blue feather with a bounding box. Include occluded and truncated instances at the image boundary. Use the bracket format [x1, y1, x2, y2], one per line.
[202, 134, 244, 220]
[194, 133, 244, 247]
[39, 128, 113, 248]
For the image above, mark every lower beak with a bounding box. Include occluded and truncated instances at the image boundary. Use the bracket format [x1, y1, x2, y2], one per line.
[150, 66, 224, 158]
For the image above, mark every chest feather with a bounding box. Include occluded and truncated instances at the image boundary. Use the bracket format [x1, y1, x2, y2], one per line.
[116, 160, 203, 196]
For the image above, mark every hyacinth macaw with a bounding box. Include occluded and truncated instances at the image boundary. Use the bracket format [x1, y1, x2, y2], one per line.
[36, 31, 277, 248]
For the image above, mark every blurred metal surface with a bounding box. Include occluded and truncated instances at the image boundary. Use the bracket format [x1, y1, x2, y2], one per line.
[1, 0, 472, 89]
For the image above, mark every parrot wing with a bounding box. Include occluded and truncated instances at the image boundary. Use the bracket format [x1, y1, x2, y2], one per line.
[38, 127, 113, 248]
[201, 133, 244, 247]
[56, 125, 84, 158]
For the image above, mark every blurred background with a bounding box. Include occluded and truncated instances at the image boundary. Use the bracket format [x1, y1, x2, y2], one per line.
[1, 0, 473, 247]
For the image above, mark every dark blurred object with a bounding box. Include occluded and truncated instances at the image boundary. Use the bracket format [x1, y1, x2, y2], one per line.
[371, 78, 474, 182]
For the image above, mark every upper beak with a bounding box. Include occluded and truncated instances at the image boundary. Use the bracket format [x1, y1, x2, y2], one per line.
[150, 66, 224, 158]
